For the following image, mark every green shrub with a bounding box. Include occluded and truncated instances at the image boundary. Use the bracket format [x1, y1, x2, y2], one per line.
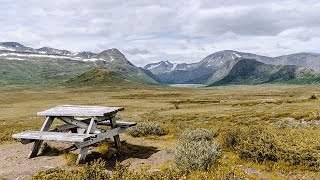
[223, 128, 241, 150]
[62, 153, 78, 165]
[127, 121, 167, 137]
[223, 127, 320, 171]
[174, 128, 220, 172]
[175, 140, 220, 172]
[179, 128, 218, 142]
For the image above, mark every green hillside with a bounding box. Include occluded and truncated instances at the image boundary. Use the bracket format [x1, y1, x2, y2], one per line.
[0, 58, 94, 85]
[63, 68, 139, 86]
[0, 49, 157, 86]
[210, 58, 320, 86]
[97, 49, 158, 85]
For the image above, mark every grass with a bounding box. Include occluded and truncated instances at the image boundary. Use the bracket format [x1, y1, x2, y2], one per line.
[2, 84, 320, 178]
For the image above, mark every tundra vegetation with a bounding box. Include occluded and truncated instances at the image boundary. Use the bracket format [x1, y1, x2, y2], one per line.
[1, 84, 320, 179]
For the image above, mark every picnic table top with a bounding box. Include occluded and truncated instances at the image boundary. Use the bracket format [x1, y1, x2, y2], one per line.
[37, 105, 124, 117]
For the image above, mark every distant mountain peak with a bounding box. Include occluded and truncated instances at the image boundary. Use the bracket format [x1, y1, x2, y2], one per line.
[0, 42, 25, 48]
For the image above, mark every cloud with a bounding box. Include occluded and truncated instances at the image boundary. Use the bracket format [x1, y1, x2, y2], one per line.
[0, 0, 319, 66]
[124, 48, 151, 55]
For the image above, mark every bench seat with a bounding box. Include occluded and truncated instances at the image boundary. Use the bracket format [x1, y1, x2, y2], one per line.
[12, 131, 96, 142]
[98, 120, 137, 127]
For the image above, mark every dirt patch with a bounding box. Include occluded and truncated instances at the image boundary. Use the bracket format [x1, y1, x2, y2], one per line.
[122, 149, 174, 170]
[0, 136, 175, 179]
[0, 143, 67, 180]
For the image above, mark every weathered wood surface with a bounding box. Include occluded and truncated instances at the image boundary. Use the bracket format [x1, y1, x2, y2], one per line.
[28, 116, 54, 158]
[76, 118, 97, 164]
[37, 105, 124, 117]
[110, 118, 121, 150]
[75, 127, 126, 149]
[98, 120, 137, 127]
[58, 117, 102, 133]
[13, 131, 96, 142]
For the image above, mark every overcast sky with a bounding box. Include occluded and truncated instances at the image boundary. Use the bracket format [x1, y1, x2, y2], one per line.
[1, 0, 320, 66]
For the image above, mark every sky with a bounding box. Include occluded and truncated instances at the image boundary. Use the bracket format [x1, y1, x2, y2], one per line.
[0, 0, 320, 66]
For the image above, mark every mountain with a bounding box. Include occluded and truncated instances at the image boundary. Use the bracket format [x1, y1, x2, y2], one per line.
[210, 59, 319, 86]
[64, 68, 138, 86]
[273, 53, 320, 71]
[0, 42, 36, 52]
[0, 42, 157, 85]
[143, 50, 320, 85]
[0, 57, 93, 85]
[36, 47, 74, 56]
[143, 50, 272, 84]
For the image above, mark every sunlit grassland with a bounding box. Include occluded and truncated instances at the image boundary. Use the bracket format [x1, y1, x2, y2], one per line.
[1, 84, 320, 144]
[2, 84, 320, 177]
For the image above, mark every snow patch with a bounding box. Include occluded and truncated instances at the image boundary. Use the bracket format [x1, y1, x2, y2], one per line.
[0, 52, 82, 61]
[82, 58, 100, 61]
[171, 63, 178, 70]
[233, 53, 241, 58]
[4, 57, 25, 61]
[164, 61, 171, 66]
[147, 63, 162, 69]
[110, 56, 114, 62]
[0, 46, 16, 51]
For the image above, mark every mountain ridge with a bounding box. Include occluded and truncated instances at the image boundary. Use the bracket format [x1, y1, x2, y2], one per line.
[144, 50, 320, 85]
[0, 42, 157, 85]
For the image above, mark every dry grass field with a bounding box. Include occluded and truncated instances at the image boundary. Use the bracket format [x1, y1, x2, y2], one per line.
[2, 84, 320, 179]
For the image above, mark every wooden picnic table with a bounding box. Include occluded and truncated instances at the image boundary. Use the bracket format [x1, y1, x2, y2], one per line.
[12, 105, 136, 164]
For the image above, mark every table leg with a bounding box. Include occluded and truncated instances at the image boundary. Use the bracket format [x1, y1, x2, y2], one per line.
[28, 116, 54, 158]
[76, 117, 96, 164]
[110, 118, 121, 151]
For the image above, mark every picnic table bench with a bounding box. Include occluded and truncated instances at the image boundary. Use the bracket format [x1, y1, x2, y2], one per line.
[12, 105, 136, 164]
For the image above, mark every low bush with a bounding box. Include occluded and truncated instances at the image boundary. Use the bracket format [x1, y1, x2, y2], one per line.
[223, 127, 320, 171]
[127, 121, 167, 137]
[175, 140, 220, 172]
[179, 128, 218, 142]
[174, 128, 220, 172]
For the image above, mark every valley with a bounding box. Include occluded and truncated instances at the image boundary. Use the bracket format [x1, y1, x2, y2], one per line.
[1, 42, 320, 179]
[1, 84, 320, 179]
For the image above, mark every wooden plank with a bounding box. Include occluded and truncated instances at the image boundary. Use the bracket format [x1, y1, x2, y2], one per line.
[76, 117, 97, 164]
[76, 147, 89, 164]
[58, 117, 101, 133]
[75, 127, 126, 149]
[28, 116, 54, 158]
[110, 118, 121, 150]
[98, 120, 137, 127]
[37, 105, 124, 117]
[13, 131, 96, 142]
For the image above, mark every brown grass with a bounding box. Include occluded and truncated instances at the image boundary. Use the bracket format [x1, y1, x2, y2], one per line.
[2, 84, 320, 177]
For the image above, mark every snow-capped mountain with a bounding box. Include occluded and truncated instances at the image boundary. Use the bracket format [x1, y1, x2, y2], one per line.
[0, 42, 101, 61]
[0, 42, 36, 52]
[0, 42, 157, 85]
[143, 50, 320, 84]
